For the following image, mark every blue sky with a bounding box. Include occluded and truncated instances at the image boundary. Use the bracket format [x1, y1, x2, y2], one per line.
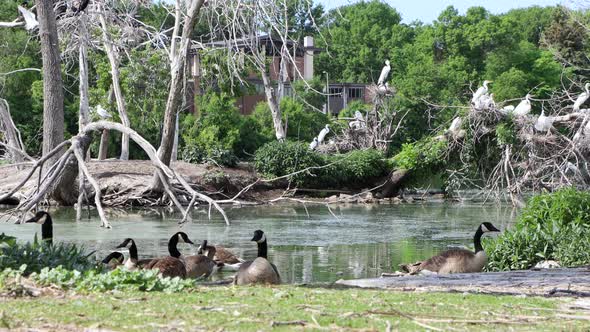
[318, 0, 567, 23]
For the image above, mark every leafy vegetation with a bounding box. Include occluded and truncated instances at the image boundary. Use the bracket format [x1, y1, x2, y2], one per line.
[486, 188, 590, 271]
[0, 236, 96, 276]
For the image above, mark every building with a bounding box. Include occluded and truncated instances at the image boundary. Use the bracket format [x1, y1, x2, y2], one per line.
[189, 35, 368, 115]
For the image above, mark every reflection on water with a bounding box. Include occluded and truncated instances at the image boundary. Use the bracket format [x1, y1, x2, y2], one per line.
[0, 203, 517, 284]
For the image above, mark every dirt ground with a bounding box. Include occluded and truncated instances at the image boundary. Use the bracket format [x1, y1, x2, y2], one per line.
[0, 160, 287, 206]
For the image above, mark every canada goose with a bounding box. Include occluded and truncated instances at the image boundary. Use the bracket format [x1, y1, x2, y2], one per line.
[114, 238, 154, 271]
[400, 222, 501, 275]
[144, 232, 194, 279]
[167, 233, 218, 279]
[197, 241, 244, 265]
[101, 252, 125, 270]
[24, 211, 53, 245]
[234, 230, 281, 285]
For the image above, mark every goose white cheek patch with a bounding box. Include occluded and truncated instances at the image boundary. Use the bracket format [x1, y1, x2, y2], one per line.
[481, 224, 489, 232]
[37, 214, 47, 224]
[257, 234, 266, 243]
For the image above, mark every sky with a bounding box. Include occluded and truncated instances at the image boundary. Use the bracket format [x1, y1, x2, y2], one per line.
[318, 0, 568, 23]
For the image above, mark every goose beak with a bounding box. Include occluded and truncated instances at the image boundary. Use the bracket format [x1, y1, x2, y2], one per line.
[489, 224, 501, 232]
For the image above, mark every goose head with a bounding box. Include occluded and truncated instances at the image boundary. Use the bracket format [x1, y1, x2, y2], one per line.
[24, 211, 51, 225]
[172, 232, 194, 245]
[197, 239, 208, 255]
[251, 230, 266, 243]
[101, 252, 124, 265]
[115, 238, 135, 250]
[480, 222, 501, 233]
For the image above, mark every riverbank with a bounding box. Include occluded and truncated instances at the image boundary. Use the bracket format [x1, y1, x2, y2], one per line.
[1, 284, 588, 331]
[0, 159, 423, 207]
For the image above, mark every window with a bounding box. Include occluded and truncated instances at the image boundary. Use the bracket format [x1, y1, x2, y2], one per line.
[348, 87, 363, 99]
[329, 87, 342, 96]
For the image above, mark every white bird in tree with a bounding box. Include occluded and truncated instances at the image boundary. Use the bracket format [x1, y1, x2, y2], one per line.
[513, 94, 532, 117]
[94, 105, 111, 119]
[309, 137, 318, 150]
[17, 6, 38, 31]
[534, 108, 553, 133]
[573, 83, 590, 112]
[471, 80, 492, 104]
[348, 110, 365, 130]
[448, 117, 462, 133]
[317, 124, 330, 144]
[377, 60, 391, 87]
[499, 105, 515, 116]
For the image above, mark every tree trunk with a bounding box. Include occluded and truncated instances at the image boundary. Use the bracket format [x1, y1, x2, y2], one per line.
[379, 169, 410, 198]
[0, 98, 28, 164]
[261, 70, 286, 141]
[152, 0, 204, 190]
[37, 0, 64, 167]
[98, 6, 130, 160]
[98, 129, 109, 160]
[77, 20, 90, 221]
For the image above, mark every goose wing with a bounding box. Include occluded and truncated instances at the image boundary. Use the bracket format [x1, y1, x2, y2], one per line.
[419, 248, 475, 273]
[234, 257, 280, 285]
[145, 256, 186, 278]
[184, 255, 217, 278]
[214, 246, 244, 264]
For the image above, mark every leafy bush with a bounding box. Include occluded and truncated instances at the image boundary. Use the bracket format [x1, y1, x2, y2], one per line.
[326, 149, 387, 187]
[392, 137, 448, 172]
[254, 141, 325, 186]
[34, 266, 194, 293]
[0, 237, 96, 276]
[181, 93, 266, 165]
[254, 142, 387, 188]
[486, 188, 590, 271]
[251, 98, 329, 142]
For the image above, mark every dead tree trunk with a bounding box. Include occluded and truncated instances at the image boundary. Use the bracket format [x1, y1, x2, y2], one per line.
[261, 70, 286, 141]
[77, 20, 91, 221]
[152, 0, 204, 190]
[0, 99, 29, 164]
[98, 5, 130, 160]
[37, 0, 65, 166]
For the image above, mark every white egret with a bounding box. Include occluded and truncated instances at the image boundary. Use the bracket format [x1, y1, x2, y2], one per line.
[513, 94, 532, 117]
[534, 109, 553, 133]
[94, 105, 111, 119]
[573, 83, 590, 112]
[349, 120, 360, 130]
[471, 80, 492, 104]
[377, 60, 391, 87]
[309, 137, 318, 150]
[448, 117, 462, 133]
[17, 6, 38, 31]
[499, 105, 515, 116]
[317, 124, 330, 144]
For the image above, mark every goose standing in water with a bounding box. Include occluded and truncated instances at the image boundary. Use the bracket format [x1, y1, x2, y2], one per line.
[400, 222, 501, 274]
[234, 230, 281, 285]
[24, 211, 53, 245]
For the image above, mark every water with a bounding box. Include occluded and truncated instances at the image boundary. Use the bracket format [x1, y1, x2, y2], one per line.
[0, 203, 517, 284]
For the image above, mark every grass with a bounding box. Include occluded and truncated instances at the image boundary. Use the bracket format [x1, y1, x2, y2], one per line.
[0, 285, 587, 331]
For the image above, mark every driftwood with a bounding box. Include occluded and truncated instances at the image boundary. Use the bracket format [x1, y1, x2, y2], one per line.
[0, 121, 229, 227]
[336, 267, 590, 296]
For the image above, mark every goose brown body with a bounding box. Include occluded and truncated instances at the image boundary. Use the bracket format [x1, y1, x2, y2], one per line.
[234, 230, 280, 285]
[400, 222, 500, 275]
[182, 240, 218, 279]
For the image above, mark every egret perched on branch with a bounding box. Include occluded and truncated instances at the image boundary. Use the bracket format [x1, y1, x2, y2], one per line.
[534, 108, 553, 133]
[471, 80, 492, 104]
[573, 83, 590, 112]
[448, 117, 462, 133]
[317, 124, 330, 144]
[349, 111, 365, 130]
[94, 105, 111, 119]
[309, 137, 318, 150]
[377, 60, 391, 87]
[513, 94, 532, 117]
[17, 6, 38, 31]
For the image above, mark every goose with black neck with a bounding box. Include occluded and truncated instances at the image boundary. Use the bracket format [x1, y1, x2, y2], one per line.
[234, 230, 281, 285]
[24, 211, 53, 245]
[400, 222, 501, 274]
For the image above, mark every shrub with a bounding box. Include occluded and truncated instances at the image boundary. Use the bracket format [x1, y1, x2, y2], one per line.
[0, 236, 96, 276]
[254, 143, 387, 188]
[181, 93, 266, 165]
[251, 98, 329, 142]
[392, 136, 448, 172]
[326, 149, 387, 187]
[254, 141, 326, 186]
[486, 188, 590, 271]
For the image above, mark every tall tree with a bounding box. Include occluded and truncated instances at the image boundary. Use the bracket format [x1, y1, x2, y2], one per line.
[37, 0, 64, 166]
